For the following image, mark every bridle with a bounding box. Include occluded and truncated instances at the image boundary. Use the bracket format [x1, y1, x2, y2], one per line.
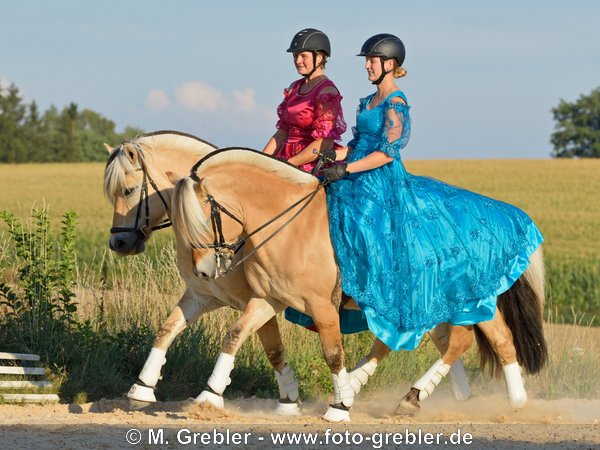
[188, 147, 328, 278]
[109, 149, 172, 241]
[192, 184, 325, 278]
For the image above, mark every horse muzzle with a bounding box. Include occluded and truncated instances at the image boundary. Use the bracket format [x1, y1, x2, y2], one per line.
[109, 232, 146, 256]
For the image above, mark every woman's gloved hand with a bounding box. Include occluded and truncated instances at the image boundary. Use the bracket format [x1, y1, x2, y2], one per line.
[323, 163, 348, 182]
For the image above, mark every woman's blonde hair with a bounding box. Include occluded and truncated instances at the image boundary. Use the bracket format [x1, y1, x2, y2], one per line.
[391, 60, 407, 78]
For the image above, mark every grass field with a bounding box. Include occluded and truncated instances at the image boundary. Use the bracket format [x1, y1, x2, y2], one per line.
[1, 159, 599, 260]
[1, 159, 599, 402]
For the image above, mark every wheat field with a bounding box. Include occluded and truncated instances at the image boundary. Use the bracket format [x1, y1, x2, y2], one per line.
[1, 159, 599, 259]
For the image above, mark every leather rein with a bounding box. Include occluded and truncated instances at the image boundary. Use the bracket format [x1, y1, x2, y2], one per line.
[188, 147, 327, 277]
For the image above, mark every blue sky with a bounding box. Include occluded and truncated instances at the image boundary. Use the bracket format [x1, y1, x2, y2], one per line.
[2, 1, 599, 159]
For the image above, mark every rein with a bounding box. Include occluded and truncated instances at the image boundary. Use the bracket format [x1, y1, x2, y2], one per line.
[188, 147, 327, 277]
[109, 148, 172, 240]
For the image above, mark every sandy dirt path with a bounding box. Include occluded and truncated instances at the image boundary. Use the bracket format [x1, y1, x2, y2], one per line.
[1, 393, 598, 449]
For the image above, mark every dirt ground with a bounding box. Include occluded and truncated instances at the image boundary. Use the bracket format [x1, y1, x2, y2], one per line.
[2, 324, 599, 449]
[1, 392, 598, 449]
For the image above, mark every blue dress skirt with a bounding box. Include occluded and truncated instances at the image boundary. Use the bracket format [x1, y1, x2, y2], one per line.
[286, 90, 543, 350]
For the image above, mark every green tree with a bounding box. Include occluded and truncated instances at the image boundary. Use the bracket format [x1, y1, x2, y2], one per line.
[0, 83, 27, 163]
[23, 101, 48, 162]
[551, 87, 600, 158]
[0, 81, 144, 163]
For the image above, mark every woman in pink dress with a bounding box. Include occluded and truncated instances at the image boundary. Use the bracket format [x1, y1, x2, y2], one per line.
[263, 28, 346, 173]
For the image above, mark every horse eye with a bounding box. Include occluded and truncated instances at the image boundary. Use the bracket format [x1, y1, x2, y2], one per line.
[122, 187, 136, 197]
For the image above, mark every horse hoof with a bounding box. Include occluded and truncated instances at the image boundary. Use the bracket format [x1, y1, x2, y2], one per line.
[275, 401, 301, 416]
[322, 405, 350, 422]
[194, 390, 224, 409]
[127, 383, 156, 403]
[396, 392, 421, 416]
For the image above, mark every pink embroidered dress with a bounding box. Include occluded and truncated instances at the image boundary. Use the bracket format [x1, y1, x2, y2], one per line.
[275, 78, 347, 173]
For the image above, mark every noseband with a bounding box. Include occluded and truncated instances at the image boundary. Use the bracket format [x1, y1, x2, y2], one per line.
[109, 157, 172, 240]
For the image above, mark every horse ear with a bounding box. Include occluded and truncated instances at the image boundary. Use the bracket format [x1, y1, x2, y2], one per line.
[165, 170, 181, 186]
[103, 143, 115, 153]
[122, 144, 138, 164]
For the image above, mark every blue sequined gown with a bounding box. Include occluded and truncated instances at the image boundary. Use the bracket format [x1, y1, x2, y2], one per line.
[288, 90, 544, 351]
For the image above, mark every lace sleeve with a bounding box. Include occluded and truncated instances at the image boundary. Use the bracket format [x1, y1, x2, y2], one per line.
[311, 93, 347, 141]
[378, 98, 411, 159]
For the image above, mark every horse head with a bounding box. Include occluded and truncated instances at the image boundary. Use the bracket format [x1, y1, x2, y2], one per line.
[103, 132, 218, 256]
[169, 172, 244, 279]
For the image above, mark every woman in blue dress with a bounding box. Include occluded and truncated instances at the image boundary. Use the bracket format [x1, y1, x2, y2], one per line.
[321, 34, 544, 407]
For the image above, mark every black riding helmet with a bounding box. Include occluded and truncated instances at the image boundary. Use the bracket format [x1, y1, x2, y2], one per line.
[358, 33, 405, 85]
[287, 28, 331, 78]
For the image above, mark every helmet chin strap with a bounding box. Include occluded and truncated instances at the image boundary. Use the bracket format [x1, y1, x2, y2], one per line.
[372, 57, 391, 85]
[304, 51, 319, 79]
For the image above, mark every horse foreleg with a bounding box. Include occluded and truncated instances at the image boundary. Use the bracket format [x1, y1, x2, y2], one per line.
[127, 289, 218, 404]
[195, 297, 283, 409]
[310, 306, 354, 423]
[477, 309, 527, 408]
[429, 323, 472, 401]
[348, 338, 390, 395]
[398, 324, 474, 414]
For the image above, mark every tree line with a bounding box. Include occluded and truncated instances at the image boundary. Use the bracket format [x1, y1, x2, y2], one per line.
[0, 82, 143, 163]
[2, 81, 599, 162]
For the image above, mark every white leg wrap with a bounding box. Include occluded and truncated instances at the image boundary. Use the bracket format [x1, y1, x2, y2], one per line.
[138, 348, 167, 387]
[332, 368, 355, 408]
[194, 390, 225, 409]
[503, 362, 527, 408]
[447, 359, 472, 401]
[349, 358, 378, 394]
[206, 353, 235, 395]
[274, 364, 299, 402]
[127, 383, 157, 403]
[413, 359, 451, 401]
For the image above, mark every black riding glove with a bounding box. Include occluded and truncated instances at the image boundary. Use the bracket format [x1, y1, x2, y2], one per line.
[323, 163, 348, 182]
[320, 149, 337, 162]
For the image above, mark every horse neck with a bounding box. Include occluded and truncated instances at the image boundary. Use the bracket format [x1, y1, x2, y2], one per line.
[144, 145, 200, 179]
[204, 163, 319, 229]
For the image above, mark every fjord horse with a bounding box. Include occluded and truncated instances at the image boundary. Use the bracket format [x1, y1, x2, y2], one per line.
[171, 148, 547, 421]
[104, 131, 301, 415]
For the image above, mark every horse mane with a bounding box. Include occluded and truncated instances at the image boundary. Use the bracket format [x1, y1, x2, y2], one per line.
[103, 130, 217, 203]
[194, 147, 317, 186]
[172, 148, 319, 249]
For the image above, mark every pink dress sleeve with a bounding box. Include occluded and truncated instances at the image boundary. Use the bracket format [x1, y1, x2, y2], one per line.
[311, 91, 347, 141]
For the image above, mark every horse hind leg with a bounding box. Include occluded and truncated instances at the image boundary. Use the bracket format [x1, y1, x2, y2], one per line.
[476, 308, 527, 408]
[429, 322, 472, 401]
[256, 316, 301, 416]
[127, 291, 217, 406]
[397, 325, 474, 415]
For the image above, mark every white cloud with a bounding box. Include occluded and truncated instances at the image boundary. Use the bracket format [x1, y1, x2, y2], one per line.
[175, 80, 225, 111]
[232, 87, 257, 112]
[145, 89, 170, 112]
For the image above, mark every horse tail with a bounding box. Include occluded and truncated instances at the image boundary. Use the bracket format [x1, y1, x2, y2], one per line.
[171, 176, 210, 248]
[475, 246, 548, 376]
